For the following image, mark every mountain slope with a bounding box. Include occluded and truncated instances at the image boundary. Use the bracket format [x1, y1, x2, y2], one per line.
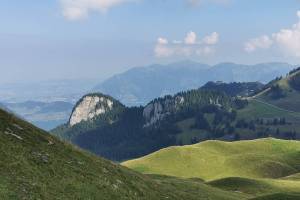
[252, 67, 300, 112]
[95, 61, 293, 106]
[0, 108, 246, 200]
[230, 67, 300, 140]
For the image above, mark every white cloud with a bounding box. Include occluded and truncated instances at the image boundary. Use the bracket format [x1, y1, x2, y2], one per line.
[185, 31, 197, 45]
[245, 10, 300, 57]
[157, 37, 169, 45]
[272, 15, 300, 57]
[203, 32, 219, 45]
[244, 35, 273, 53]
[154, 31, 219, 58]
[60, 0, 136, 20]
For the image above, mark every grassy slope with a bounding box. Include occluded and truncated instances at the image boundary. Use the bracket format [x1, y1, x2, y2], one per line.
[237, 100, 300, 134]
[123, 139, 300, 199]
[255, 70, 300, 112]
[123, 139, 300, 181]
[0, 108, 247, 200]
[231, 70, 300, 139]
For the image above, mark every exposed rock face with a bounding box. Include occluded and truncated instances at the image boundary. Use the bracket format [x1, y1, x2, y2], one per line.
[69, 95, 114, 127]
[143, 96, 184, 127]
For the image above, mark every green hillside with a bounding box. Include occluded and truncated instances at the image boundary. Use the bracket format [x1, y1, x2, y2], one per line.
[232, 68, 300, 140]
[123, 139, 300, 199]
[123, 139, 300, 180]
[0, 108, 247, 200]
[253, 67, 300, 112]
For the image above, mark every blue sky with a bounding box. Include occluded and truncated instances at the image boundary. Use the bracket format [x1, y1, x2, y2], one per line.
[0, 0, 300, 83]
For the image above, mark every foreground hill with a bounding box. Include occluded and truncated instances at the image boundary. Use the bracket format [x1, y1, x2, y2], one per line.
[123, 139, 300, 199]
[95, 61, 293, 106]
[0, 108, 247, 200]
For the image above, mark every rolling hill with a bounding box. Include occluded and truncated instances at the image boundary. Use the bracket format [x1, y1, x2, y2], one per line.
[123, 138, 300, 199]
[0, 108, 248, 200]
[123, 138, 300, 180]
[95, 61, 293, 106]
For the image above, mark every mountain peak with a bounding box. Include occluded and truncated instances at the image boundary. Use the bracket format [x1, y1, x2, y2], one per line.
[69, 93, 123, 126]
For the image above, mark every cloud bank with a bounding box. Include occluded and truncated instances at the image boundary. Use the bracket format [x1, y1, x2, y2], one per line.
[155, 31, 219, 58]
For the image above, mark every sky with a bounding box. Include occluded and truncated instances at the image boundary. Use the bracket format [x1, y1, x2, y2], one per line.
[0, 0, 300, 84]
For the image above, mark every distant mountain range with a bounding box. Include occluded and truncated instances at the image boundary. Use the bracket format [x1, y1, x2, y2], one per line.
[95, 61, 294, 106]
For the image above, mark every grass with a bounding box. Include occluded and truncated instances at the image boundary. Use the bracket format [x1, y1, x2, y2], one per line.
[123, 138, 300, 199]
[237, 99, 300, 138]
[238, 100, 300, 120]
[250, 193, 300, 200]
[123, 138, 300, 181]
[0, 108, 249, 200]
[253, 70, 300, 112]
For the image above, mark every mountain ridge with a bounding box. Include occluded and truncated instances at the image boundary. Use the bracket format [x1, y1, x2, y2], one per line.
[95, 61, 294, 106]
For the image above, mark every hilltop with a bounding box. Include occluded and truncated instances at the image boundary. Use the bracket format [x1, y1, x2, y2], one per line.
[0, 108, 247, 200]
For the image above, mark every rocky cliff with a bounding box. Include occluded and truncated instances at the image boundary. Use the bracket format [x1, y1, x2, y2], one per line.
[69, 94, 122, 126]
